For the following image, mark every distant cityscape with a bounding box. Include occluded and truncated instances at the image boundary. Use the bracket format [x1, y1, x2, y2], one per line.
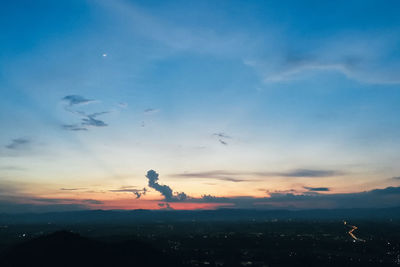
[1, 209, 400, 266]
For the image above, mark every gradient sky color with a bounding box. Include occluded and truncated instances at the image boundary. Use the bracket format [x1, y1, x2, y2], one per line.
[1, 0, 400, 212]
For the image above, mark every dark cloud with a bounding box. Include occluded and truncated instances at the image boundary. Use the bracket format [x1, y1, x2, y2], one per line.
[158, 202, 174, 210]
[29, 198, 101, 205]
[59, 188, 86, 191]
[144, 108, 159, 114]
[266, 189, 298, 195]
[275, 169, 343, 177]
[81, 116, 108, 127]
[88, 111, 109, 117]
[81, 199, 104, 205]
[213, 132, 231, 145]
[251, 169, 344, 178]
[61, 95, 110, 131]
[5, 138, 30, 150]
[62, 95, 95, 106]
[109, 187, 147, 199]
[62, 124, 88, 131]
[304, 186, 330, 192]
[201, 194, 229, 202]
[29, 198, 79, 203]
[213, 133, 231, 139]
[392, 176, 400, 180]
[62, 112, 108, 131]
[146, 170, 187, 202]
[219, 139, 228, 145]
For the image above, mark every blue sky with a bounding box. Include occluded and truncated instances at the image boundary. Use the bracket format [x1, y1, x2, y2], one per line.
[1, 0, 400, 211]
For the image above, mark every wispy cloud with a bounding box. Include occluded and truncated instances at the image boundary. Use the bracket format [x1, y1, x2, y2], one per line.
[144, 108, 159, 114]
[118, 102, 128, 108]
[174, 169, 344, 181]
[61, 95, 110, 131]
[219, 139, 228, 145]
[62, 95, 95, 106]
[99, 0, 248, 56]
[213, 133, 231, 139]
[174, 171, 256, 182]
[81, 115, 108, 127]
[247, 34, 400, 85]
[273, 169, 344, 178]
[109, 187, 147, 199]
[5, 138, 30, 150]
[81, 199, 104, 205]
[213, 132, 231, 146]
[62, 124, 88, 131]
[59, 188, 87, 191]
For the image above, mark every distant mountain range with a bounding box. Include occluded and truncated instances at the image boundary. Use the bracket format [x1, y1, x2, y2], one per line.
[1, 207, 400, 224]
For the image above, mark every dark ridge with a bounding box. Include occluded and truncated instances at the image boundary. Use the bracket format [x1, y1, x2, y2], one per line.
[1, 207, 400, 224]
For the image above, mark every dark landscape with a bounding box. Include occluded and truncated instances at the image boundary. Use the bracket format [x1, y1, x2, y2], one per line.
[1, 208, 400, 267]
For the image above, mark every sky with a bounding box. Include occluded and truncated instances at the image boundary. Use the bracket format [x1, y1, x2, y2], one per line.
[1, 0, 400, 212]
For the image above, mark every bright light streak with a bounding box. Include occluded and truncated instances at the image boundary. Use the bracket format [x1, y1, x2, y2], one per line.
[344, 221, 366, 242]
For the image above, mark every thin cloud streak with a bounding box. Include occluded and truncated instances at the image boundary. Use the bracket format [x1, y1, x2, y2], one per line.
[144, 108, 159, 114]
[212, 132, 231, 146]
[109, 187, 147, 199]
[272, 169, 344, 178]
[174, 171, 256, 182]
[62, 95, 95, 106]
[247, 34, 400, 85]
[61, 95, 110, 131]
[60, 188, 87, 191]
[5, 138, 30, 150]
[174, 169, 344, 181]
[304, 186, 330, 192]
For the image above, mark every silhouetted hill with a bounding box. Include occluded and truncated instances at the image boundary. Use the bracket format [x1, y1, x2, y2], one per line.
[0, 207, 400, 224]
[0, 231, 183, 267]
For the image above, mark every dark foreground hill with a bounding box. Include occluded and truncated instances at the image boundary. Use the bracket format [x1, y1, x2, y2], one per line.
[0, 231, 183, 267]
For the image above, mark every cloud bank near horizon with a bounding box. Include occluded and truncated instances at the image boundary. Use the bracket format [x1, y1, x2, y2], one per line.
[146, 170, 400, 210]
